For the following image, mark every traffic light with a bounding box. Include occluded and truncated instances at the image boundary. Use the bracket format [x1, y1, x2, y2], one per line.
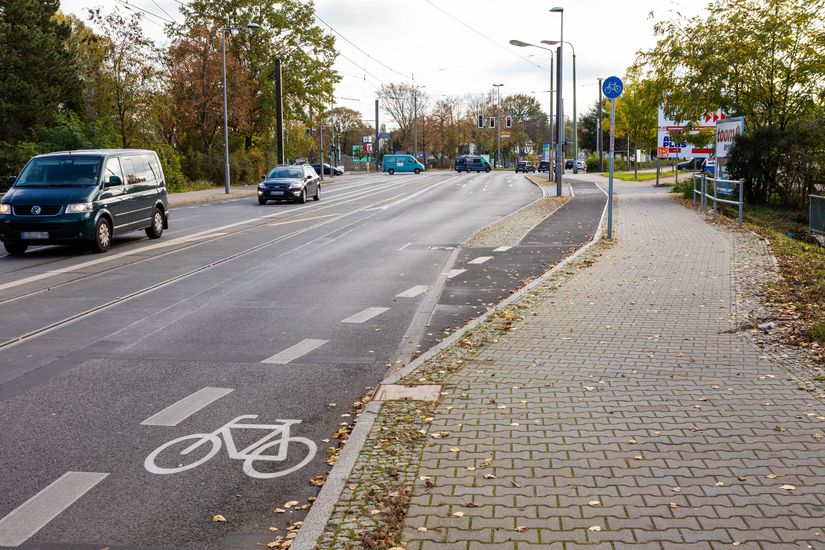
[505, 115, 512, 128]
[489, 116, 496, 129]
[477, 114, 484, 128]
[562, 142, 567, 152]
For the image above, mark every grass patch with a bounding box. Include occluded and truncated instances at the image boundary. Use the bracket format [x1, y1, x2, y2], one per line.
[719, 203, 825, 354]
[166, 180, 222, 194]
[600, 170, 677, 182]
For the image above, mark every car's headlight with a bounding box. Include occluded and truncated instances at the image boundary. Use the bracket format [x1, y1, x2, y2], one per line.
[289, 182, 303, 188]
[65, 203, 93, 213]
[258, 183, 266, 189]
[0, 204, 10, 215]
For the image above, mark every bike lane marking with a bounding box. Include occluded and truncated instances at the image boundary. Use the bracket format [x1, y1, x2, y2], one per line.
[396, 286, 429, 298]
[468, 256, 493, 265]
[341, 307, 390, 324]
[0, 471, 108, 547]
[261, 339, 329, 365]
[447, 269, 466, 279]
[141, 387, 235, 427]
[493, 246, 512, 252]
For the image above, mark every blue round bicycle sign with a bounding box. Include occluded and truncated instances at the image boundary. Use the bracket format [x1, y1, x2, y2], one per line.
[602, 76, 623, 99]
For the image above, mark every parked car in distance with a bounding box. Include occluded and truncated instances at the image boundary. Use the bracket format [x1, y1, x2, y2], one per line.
[565, 159, 574, 170]
[384, 154, 425, 175]
[538, 160, 550, 172]
[455, 155, 491, 173]
[310, 163, 343, 176]
[515, 160, 535, 173]
[677, 158, 702, 171]
[0, 149, 168, 255]
[258, 165, 320, 205]
[576, 160, 587, 172]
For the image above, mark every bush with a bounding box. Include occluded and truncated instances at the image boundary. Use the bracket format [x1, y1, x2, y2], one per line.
[672, 180, 694, 199]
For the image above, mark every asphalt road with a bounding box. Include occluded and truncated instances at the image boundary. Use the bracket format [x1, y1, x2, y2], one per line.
[0, 172, 604, 549]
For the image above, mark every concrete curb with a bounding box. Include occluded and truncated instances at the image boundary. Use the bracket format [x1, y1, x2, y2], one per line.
[291, 181, 609, 550]
[167, 187, 257, 208]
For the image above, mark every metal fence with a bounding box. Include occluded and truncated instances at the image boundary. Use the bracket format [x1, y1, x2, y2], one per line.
[811, 195, 825, 236]
[692, 173, 745, 226]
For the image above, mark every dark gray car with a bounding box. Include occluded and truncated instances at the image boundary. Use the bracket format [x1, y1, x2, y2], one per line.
[258, 165, 321, 204]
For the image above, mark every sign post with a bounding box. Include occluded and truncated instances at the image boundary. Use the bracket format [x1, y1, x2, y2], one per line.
[714, 116, 745, 180]
[602, 76, 623, 240]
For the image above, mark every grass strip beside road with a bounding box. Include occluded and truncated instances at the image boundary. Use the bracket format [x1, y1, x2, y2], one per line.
[600, 170, 677, 182]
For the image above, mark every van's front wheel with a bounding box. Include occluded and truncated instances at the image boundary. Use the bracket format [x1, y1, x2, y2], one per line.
[91, 217, 112, 253]
[414, 168, 420, 174]
[388, 168, 395, 175]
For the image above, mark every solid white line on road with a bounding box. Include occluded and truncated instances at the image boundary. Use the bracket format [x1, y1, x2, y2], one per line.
[341, 307, 390, 324]
[0, 471, 108, 547]
[398, 242, 412, 251]
[269, 213, 337, 227]
[396, 285, 428, 298]
[262, 339, 329, 364]
[493, 246, 512, 252]
[447, 269, 466, 279]
[468, 256, 493, 265]
[141, 387, 234, 427]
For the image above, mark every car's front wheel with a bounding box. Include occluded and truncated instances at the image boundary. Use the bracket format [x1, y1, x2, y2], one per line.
[91, 217, 112, 253]
[297, 188, 307, 204]
[258, 197, 267, 205]
[4, 242, 27, 256]
[313, 184, 321, 201]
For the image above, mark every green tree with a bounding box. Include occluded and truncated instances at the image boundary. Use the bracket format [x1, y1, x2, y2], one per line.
[86, 7, 160, 148]
[0, 0, 82, 142]
[637, 0, 825, 130]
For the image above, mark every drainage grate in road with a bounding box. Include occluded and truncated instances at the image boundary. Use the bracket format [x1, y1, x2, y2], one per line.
[372, 384, 441, 402]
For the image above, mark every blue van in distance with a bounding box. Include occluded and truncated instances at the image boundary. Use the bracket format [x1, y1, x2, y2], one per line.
[383, 154, 425, 175]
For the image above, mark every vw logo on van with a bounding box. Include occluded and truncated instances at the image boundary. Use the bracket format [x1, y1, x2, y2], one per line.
[31, 205, 41, 215]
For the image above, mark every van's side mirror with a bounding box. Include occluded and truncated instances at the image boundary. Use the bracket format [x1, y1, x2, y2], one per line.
[106, 175, 122, 187]
[7, 176, 16, 186]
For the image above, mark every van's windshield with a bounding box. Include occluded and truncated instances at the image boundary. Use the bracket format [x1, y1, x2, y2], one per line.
[16, 156, 102, 187]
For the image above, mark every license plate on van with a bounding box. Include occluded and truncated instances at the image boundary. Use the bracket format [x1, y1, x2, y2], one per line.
[21, 231, 48, 240]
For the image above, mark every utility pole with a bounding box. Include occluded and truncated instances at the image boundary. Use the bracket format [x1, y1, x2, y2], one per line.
[597, 77, 604, 173]
[274, 59, 285, 165]
[375, 99, 379, 173]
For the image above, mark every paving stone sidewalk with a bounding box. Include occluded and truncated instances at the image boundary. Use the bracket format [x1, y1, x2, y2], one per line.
[400, 183, 825, 549]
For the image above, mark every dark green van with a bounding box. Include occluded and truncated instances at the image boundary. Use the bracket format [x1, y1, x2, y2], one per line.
[0, 149, 169, 255]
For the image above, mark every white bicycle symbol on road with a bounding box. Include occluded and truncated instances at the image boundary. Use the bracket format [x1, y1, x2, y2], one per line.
[145, 415, 317, 479]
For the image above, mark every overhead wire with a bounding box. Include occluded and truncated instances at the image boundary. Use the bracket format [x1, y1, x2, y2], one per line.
[422, 0, 549, 72]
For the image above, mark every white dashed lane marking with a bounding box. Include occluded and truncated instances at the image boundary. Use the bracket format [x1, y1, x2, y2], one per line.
[447, 269, 466, 279]
[341, 307, 390, 324]
[468, 256, 493, 265]
[493, 246, 512, 252]
[396, 286, 429, 298]
[262, 339, 329, 364]
[141, 387, 234, 427]
[0, 472, 109, 547]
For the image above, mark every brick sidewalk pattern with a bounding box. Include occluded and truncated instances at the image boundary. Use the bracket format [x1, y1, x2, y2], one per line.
[401, 188, 825, 550]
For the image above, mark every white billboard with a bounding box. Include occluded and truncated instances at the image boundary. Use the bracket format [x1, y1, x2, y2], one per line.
[715, 116, 745, 179]
[657, 107, 725, 159]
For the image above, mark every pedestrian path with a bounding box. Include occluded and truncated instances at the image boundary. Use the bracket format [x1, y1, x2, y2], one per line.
[396, 181, 825, 549]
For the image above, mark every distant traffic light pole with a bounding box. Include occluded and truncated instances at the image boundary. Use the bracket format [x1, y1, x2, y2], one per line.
[493, 83, 504, 168]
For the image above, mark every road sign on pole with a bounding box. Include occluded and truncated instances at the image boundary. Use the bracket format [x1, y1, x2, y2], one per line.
[602, 76, 623, 240]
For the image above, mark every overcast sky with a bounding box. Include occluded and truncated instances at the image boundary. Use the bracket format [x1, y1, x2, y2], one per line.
[59, 0, 707, 123]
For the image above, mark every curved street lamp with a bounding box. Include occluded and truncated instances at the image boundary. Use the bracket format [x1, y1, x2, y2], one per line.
[543, 39, 577, 173]
[221, 23, 261, 194]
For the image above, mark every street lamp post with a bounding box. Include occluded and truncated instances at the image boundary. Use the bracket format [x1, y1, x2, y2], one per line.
[413, 85, 426, 160]
[220, 23, 260, 194]
[543, 39, 576, 173]
[509, 39, 559, 195]
[493, 83, 504, 169]
[550, 7, 563, 196]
